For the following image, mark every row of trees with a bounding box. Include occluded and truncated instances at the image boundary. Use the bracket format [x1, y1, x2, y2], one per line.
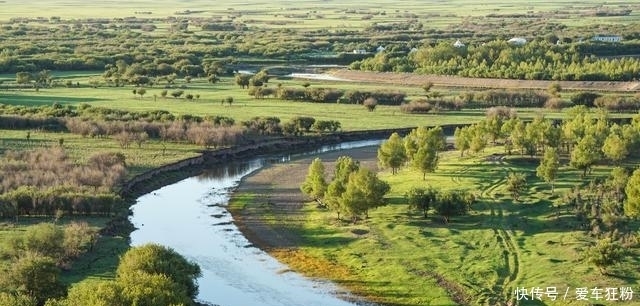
[301, 157, 390, 222]
[405, 187, 475, 223]
[352, 40, 640, 81]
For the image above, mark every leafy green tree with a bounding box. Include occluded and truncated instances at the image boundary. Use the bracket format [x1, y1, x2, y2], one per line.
[412, 147, 438, 180]
[585, 238, 624, 274]
[454, 126, 471, 157]
[433, 190, 473, 223]
[608, 167, 629, 202]
[116, 244, 201, 299]
[300, 158, 327, 204]
[16, 223, 65, 260]
[340, 168, 390, 222]
[137, 88, 146, 99]
[602, 133, 628, 164]
[405, 187, 437, 218]
[62, 280, 125, 306]
[324, 156, 359, 220]
[506, 172, 527, 201]
[469, 125, 488, 154]
[536, 147, 560, 193]
[377, 132, 407, 174]
[119, 271, 191, 306]
[570, 135, 601, 177]
[2, 252, 65, 304]
[624, 168, 640, 218]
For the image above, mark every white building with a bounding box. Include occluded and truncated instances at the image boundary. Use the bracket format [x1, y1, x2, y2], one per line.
[352, 49, 368, 54]
[592, 35, 623, 43]
[508, 37, 527, 45]
[376, 45, 386, 53]
[453, 40, 465, 48]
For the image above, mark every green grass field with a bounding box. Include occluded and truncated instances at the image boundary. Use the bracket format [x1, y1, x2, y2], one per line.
[235, 146, 640, 305]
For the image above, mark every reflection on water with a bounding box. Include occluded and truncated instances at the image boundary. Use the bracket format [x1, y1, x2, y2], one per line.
[129, 140, 382, 306]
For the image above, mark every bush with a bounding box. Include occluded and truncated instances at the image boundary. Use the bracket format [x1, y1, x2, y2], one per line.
[363, 97, 377, 111]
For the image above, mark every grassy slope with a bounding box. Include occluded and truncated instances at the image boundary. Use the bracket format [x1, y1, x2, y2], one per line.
[238, 147, 639, 305]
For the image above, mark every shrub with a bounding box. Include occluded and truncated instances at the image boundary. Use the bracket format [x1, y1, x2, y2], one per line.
[363, 97, 377, 111]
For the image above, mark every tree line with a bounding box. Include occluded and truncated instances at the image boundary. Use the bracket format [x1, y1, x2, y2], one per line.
[351, 40, 640, 81]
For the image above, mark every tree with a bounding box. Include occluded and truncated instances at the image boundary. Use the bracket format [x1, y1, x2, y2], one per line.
[406, 187, 437, 218]
[119, 271, 191, 306]
[608, 167, 629, 202]
[136, 88, 146, 99]
[585, 238, 624, 274]
[15, 72, 32, 85]
[363, 97, 377, 111]
[412, 147, 438, 180]
[506, 172, 527, 201]
[160, 89, 168, 98]
[234, 74, 251, 89]
[454, 126, 471, 157]
[433, 190, 472, 223]
[602, 133, 628, 164]
[340, 168, 390, 222]
[377, 132, 407, 174]
[2, 252, 65, 304]
[116, 244, 201, 299]
[170, 90, 184, 98]
[300, 158, 327, 205]
[324, 156, 359, 220]
[570, 135, 601, 177]
[624, 168, 640, 218]
[225, 96, 234, 106]
[536, 147, 560, 193]
[63, 280, 125, 306]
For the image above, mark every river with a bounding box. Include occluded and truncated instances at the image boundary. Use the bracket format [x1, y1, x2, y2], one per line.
[128, 140, 382, 306]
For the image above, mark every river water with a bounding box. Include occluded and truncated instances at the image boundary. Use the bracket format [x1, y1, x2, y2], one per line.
[129, 140, 382, 306]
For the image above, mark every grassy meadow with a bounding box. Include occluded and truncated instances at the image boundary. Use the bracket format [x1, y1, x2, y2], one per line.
[234, 146, 640, 305]
[0, 73, 489, 130]
[1, 0, 637, 30]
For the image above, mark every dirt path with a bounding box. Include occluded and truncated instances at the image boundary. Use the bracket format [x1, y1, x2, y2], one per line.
[232, 146, 379, 250]
[329, 70, 640, 92]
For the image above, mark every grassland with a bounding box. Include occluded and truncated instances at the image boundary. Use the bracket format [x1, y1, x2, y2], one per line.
[0, 73, 489, 130]
[1, 0, 638, 31]
[232, 145, 640, 306]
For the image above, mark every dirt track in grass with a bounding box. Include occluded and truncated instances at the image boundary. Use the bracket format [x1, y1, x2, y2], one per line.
[231, 146, 379, 250]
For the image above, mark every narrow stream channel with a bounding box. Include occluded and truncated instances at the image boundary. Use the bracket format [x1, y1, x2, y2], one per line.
[129, 140, 382, 306]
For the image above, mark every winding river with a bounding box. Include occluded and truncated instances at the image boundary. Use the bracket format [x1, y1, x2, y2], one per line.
[129, 140, 382, 306]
